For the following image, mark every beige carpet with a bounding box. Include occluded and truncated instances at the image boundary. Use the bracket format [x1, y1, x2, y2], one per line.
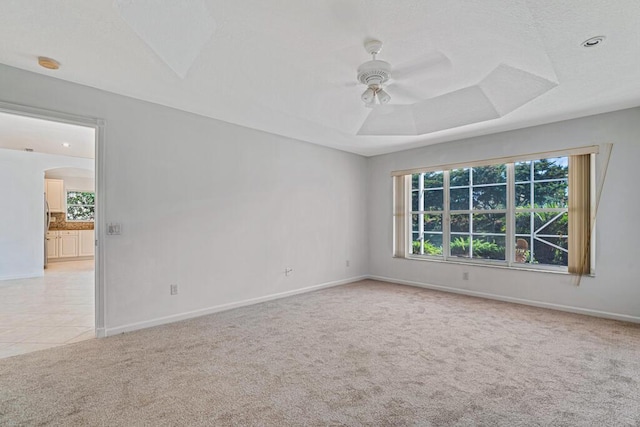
[1, 280, 639, 426]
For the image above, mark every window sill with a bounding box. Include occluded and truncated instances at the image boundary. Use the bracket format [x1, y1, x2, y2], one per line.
[401, 255, 594, 277]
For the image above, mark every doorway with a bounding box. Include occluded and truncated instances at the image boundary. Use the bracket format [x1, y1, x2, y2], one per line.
[0, 104, 103, 359]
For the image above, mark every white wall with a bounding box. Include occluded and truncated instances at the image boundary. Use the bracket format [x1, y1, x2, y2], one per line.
[368, 107, 640, 321]
[65, 178, 94, 193]
[0, 64, 369, 334]
[0, 149, 93, 279]
[46, 173, 95, 193]
[3, 61, 636, 333]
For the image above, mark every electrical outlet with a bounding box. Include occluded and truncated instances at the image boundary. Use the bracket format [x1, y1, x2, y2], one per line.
[463, 272, 469, 280]
[346, 260, 350, 267]
[285, 267, 293, 277]
[170, 284, 178, 295]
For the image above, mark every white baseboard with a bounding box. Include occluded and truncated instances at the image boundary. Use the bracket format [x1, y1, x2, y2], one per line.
[368, 275, 640, 324]
[48, 256, 94, 263]
[105, 275, 368, 336]
[0, 271, 44, 281]
[103, 274, 639, 337]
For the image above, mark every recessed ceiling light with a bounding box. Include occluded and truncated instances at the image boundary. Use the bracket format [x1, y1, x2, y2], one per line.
[62, 142, 71, 148]
[38, 56, 60, 70]
[582, 36, 605, 48]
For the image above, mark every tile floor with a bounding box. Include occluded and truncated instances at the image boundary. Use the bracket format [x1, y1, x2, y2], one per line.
[0, 259, 95, 359]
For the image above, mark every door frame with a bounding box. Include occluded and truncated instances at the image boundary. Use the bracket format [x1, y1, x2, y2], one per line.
[0, 100, 107, 337]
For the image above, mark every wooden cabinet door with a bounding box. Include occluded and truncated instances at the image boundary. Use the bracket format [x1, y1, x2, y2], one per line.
[79, 230, 95, 257]
[58, 232, 79, 258]
[46, 232, 59, 259]
[45, 179, 65, 213]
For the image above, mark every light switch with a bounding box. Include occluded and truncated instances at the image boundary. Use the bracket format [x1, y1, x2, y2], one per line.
[107, 222, 121, 235]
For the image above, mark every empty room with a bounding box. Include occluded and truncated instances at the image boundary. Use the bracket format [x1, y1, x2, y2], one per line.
[0, 1, 639, 425]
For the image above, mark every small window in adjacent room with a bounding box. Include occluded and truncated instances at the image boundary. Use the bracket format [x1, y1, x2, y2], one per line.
[394, 147, 596, 274]
[66, 191, 95, 221]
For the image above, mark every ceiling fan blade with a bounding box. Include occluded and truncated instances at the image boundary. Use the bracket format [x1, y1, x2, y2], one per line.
[393, 51, 451, 81]
[357, 105, 417, 136]
[386, 82, 427, 104]
[343, 81, 360, 88]
[316, 85, 370, 134]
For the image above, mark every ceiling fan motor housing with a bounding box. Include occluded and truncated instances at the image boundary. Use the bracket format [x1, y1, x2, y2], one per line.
[357, 59, 392, 86]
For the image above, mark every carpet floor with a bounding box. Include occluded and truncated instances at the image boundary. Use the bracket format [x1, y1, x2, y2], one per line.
[1, 280, 639, 426]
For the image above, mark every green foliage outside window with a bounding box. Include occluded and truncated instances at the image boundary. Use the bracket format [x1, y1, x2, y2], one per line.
[450, 237, 504, 260]
[67, 191, 95, 221]
[410, 157, 569, 267]
[413, 239, 443, 256]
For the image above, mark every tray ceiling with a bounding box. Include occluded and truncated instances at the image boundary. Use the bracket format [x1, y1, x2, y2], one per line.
[0, 0, 638, 156]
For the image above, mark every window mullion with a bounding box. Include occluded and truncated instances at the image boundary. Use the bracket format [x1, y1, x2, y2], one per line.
[529, 161, 535, 263]
[419, 173, 425, 255]
[443, 170, 450, 260]
[506, 163, 515, 266]
[469, 168, 473, 258]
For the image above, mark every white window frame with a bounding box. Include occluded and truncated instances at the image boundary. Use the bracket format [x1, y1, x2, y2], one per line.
[394, 146, 598, 274]
[66, 189, 96, 222]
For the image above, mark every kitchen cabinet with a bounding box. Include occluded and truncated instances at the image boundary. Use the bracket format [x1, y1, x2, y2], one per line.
[46, 231, 59, 259]
[58, 230, 79, 258]
[79, 230, 95, 257]
[45, 179, 65, 213]
[47, 230, 94, 260]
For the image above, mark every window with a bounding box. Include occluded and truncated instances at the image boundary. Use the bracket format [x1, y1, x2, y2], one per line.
[449, 165, 507, 261]
[411, 171, 444, 256]
[514, 158, 568, 267]
[66, 191, 95, 221]
[395, 148, 595, 273]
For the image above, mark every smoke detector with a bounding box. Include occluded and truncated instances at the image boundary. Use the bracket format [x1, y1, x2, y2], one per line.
[38, 56, 60, 70]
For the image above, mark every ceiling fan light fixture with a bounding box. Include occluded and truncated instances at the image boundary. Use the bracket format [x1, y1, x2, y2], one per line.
[377, 88, 391, 104]
[361, 87, 376, 104]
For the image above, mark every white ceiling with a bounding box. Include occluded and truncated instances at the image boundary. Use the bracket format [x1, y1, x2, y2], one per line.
[0, 111, 95, 158]
[0, 0, 638, 156]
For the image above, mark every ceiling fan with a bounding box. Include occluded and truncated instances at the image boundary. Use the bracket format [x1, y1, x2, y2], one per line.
[355, 39, 451, 107]
[352, 39, 558, 135]
[356, 40, 392, 107]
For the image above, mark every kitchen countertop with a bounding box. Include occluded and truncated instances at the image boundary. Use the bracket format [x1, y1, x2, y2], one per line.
[49, 223, 94, 231]
[48, 212, 94, 231]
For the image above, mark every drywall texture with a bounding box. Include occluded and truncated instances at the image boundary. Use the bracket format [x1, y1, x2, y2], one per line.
[0, 149, 92, 280]
[368, 107, 640, 320]
[0, 64, 368, 333]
